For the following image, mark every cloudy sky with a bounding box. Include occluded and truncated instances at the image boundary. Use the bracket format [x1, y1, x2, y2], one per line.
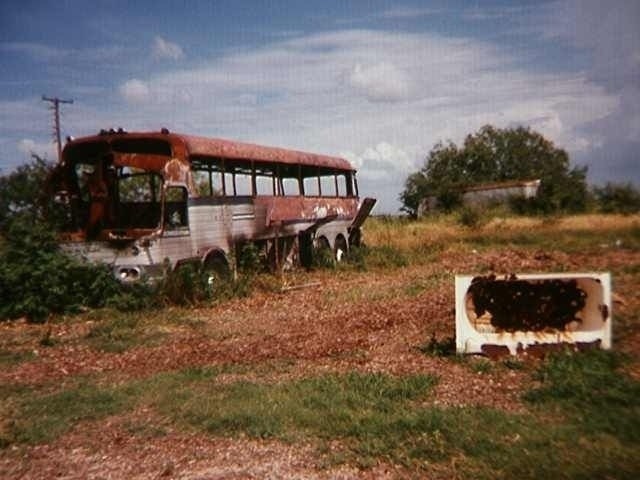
[1, 0, 638, 212]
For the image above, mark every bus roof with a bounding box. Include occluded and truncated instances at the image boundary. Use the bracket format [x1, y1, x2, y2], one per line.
[64, 131, 355, 172]
[181, 134, 353, 171]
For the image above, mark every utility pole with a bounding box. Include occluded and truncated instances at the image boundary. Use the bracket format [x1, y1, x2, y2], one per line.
[42, 95, 74, 162]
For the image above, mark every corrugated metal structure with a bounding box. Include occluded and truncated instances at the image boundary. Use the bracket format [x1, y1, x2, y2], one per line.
[418, 179, 541, 216]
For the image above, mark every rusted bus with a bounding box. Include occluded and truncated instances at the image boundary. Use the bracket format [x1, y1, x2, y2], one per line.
[49, 129, 375, 282]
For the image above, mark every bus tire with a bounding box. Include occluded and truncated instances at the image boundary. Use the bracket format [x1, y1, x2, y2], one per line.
[202, 251, 230, 285]
[312, 236, 334, 268]
[334, 234, 348, 262]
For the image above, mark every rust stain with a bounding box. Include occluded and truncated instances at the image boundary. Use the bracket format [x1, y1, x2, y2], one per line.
[512, 339, 602, 359]
[480, 344, 511, 359]
[255, 196, 358, 226]
[51, 130, 365, 244]
[113, 153, 167, 171]
[181, 134, 353, 170]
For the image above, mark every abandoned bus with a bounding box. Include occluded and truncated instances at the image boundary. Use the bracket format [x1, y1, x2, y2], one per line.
[49, 129, 376, 282]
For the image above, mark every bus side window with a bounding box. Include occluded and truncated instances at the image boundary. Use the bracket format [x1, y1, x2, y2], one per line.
[320, 175, 336, 197]
[304, 176, 319, 196]
[211, 171, 223, 196]
[282, 177, 300, 196]
[256, 174, 274, 195]
[193, 170, 210, 196]
[164, 186, 188, 230]
[235, 173, 253, 196]
[336, 174, 347, 197]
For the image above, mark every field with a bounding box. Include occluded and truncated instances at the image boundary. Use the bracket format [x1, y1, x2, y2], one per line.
[1, 213, 639, 479]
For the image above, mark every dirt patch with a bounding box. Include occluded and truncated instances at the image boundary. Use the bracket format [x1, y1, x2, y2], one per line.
[0, 411, 396, 480]
[1, 247, 638, 479]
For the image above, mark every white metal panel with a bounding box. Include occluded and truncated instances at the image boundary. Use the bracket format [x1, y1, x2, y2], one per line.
[455, 273, 612, 355]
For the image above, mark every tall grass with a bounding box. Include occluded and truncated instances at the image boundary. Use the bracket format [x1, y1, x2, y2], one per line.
[364, 213, 640, 253]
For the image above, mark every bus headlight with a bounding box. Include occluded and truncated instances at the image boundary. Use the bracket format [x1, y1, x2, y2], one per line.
[115, 266, 141, 282]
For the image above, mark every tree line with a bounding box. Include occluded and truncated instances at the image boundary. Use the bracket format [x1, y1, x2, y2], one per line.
[400, 124, 640, 217]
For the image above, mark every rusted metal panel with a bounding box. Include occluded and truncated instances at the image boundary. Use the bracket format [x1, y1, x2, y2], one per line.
[254, 196, 358, 225]
[455, 273, 612, 356]
[181, 134, 354, 171]
[63, 131, 354, 171]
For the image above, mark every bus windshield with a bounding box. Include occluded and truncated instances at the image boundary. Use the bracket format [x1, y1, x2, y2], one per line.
[55, 136, 174, 239]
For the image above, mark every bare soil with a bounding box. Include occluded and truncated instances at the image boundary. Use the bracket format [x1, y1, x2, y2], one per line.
[1, 246, 638, 479]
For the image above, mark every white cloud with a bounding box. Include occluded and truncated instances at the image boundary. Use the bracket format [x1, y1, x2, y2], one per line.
[1, 29, 619, 211]
[346, 63, 411, 102]
[0, 42, 128, 64]
[16, 138, 57, 160]
[342, 142, 417, 180]
[152, 36, 184, 61]
[376, 7, 442, 19]
[119, 79, 151, 103]
[99, 29, 620, 211]
[0, 42, 66, 61]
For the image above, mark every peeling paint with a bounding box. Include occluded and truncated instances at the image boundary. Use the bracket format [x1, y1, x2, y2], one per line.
[50, 130, 375, 280]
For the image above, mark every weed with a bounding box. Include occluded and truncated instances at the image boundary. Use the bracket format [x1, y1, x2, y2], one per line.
[0, 349, 35, 366]
[469, 358, 493, 374]
[123, 420, 167, 439]
[86, 312, 164, 353]
[361, 245, 408, 269]
[501, 357, 525, 370]
[3, 365, 640, 477]
[525, 349, 640, 442]
[419, 334, 456, 357]
[312, 245, 336, 270]
[457, 205, 483, 228]
[38, 327, 55, 347]
[158, 262, 211, 306]
[105, 284, 154, 312]
[237, 242, 264, 274]
[342, 244, 367, 270]
[6, 380, 128, 445]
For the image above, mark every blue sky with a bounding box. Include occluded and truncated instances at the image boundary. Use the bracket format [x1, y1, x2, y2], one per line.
[1, 0, 639, 212]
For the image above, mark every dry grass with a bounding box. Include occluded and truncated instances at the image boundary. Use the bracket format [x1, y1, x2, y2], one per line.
[364, 213, 640, 251]
[2, 212, 640, 479]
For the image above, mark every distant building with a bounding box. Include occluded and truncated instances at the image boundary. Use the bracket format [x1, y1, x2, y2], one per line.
[418, 179, 541, 216]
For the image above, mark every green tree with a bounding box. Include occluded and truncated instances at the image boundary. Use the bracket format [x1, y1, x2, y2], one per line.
[400, 125, 589, 216]
[0, 154, 53, 230]
[594, 182, 640, 214]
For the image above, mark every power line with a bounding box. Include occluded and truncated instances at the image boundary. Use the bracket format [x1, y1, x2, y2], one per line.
[42, 95, 74, 162]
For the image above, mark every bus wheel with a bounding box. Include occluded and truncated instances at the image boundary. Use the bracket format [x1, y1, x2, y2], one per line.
[203, 252, 230, 286]
[313, 236, 334, 268]
[334, 235, 348, 262]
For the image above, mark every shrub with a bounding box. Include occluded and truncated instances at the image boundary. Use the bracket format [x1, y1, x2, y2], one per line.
[419, 334, 456, 357]
[361, 245, 408, 269]
[237, 242, 264, 274]
[312, 243, 336, 270]
[0, 214, 122, 322]
[594, 182, 640, 214]
[457, 205, 483, 228]
[157, 262, 211, 306]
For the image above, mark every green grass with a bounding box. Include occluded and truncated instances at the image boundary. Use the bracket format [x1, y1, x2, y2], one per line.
[85, 311, 166, 353]
[2, 359, 640, 478]
[2, 380, 128, 445]
[0, 348, 35, 366]
[525, 349, 640, 443]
